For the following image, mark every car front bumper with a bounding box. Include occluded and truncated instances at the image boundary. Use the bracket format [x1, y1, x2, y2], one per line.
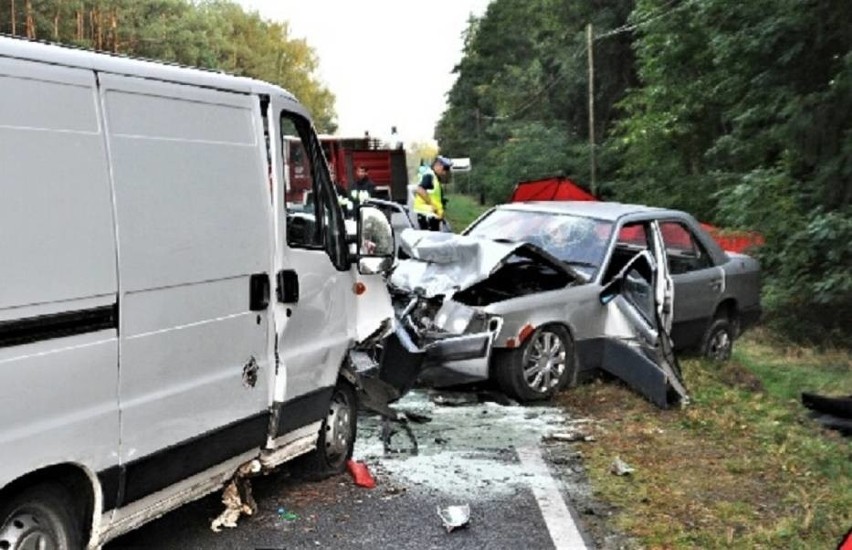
[418, 331, 495, 387]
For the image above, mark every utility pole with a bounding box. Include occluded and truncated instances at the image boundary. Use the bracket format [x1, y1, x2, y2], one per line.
[587, 23, 597, 195]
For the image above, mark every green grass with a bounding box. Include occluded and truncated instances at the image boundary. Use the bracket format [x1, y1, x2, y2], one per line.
[443, 192, 492, 233]
[735, 331, 852, 400]
[558, 332, 852, 549]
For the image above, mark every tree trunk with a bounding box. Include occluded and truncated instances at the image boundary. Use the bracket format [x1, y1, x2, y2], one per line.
[111, 9, 117, 52]
[53, 0, 61, 39]
[25, 0, 34, 39]
[10, 0, 16, 35]
[95, 9, 103, 50]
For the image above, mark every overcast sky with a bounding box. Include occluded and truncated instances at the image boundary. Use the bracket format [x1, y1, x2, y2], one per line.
[236, 0, 492, 145]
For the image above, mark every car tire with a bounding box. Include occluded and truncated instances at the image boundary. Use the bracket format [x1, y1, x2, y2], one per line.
[701, 317, 734, 362]
[295, 380, 358, 480]
[0, 484, 83, 550]
[494, 325, 576, 403]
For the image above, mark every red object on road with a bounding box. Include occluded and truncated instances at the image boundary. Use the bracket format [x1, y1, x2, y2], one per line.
[346, 459, 376, 489]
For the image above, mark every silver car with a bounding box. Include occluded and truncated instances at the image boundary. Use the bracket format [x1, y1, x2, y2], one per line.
[379, 201, 761, 407]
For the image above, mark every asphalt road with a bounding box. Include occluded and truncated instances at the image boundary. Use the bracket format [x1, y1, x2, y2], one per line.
[108, 391, 596, 550]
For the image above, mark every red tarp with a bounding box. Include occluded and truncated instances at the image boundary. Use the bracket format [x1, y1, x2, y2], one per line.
[510, 177, 597, 202]
[509, 177, 763, 254]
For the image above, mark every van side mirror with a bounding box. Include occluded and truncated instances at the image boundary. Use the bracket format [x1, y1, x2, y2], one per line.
[357, 206, 395, 275]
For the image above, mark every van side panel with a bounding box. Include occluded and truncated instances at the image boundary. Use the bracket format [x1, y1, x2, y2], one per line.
[99, 74, 273, 505]
[0, 59, 119, 492]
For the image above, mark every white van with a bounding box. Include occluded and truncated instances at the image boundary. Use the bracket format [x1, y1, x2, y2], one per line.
[0, 37, 394, 548]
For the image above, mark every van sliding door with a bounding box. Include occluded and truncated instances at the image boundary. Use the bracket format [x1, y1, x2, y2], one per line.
[99, 74, 273, 508]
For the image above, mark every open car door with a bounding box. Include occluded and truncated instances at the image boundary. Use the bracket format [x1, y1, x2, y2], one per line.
[599, 237, 689, 408]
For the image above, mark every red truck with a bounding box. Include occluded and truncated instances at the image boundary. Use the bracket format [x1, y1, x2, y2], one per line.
[284, 135, 409, 204]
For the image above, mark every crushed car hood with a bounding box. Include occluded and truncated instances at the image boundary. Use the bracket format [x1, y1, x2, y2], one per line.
[391, 230, 578, 298]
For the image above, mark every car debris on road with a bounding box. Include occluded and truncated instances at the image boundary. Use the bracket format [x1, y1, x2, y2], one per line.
[346, 460, 377, 489]
[437, 504, 472, 533]
[610, 456, 635, 476]
[210, 460, 261, 532]
[545, 431, 596, 443]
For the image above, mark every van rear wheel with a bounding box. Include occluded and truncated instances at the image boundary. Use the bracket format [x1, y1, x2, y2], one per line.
[296, 380, 358, 480]
[0, 484, 82, 550]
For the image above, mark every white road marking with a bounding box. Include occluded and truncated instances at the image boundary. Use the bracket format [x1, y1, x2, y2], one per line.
[517, 446, 588, 550]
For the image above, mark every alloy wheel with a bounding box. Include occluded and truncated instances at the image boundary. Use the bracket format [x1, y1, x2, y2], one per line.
[522, 330, 567, 393]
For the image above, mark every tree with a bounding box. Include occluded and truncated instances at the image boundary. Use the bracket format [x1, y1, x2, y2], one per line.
[614, 0, 851, 343]
[0, 0, 336, 129]
[436, 0, 635, 202]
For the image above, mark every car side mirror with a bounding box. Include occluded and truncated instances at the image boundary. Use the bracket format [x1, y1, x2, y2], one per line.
[599, 276, 623, 304]
[357, 206, 395, 275]
[600, 249, 655, 304]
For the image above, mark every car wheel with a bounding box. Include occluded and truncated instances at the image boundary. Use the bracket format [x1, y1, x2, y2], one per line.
[0, 484, 83, 550]
[295, 380, 358, 479]
[702, 318, 733, 362]
[495, 325, 575, 402]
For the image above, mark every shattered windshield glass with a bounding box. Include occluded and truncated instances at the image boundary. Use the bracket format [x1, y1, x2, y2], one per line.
[465, 209, 614, 274]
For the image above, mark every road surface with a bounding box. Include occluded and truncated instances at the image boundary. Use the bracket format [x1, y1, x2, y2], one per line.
[108, 390, 604, 549]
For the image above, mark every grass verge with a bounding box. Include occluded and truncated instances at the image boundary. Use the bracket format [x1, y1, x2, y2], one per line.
[443, 192, 492, 232]
[559, 330, 851, 548]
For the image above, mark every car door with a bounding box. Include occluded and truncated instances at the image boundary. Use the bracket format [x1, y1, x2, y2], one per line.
[658, 220, 723, 348]
[267, 99, 353, 439]
[598, 221, 688, 408]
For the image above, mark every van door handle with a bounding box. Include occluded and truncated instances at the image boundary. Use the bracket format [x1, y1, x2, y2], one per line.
[277, 270, 299, 303]
[249, 273, 270, 311]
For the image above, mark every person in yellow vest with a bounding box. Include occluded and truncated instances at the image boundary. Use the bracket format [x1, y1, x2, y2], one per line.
[413, 156, 452, 230]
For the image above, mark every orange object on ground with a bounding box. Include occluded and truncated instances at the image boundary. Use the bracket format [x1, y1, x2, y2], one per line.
[346, 459, 376, 489]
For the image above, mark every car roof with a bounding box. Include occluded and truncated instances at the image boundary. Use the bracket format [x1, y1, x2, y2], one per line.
[496, 201, 680, 222]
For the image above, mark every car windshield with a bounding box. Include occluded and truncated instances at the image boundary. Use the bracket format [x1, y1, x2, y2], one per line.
[465, 209, 614, 274]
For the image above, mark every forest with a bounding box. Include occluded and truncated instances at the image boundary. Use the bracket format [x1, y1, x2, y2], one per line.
[437, 0, 851, 344]
[2, 0, 848, 344]
[0, 0, 336, 131]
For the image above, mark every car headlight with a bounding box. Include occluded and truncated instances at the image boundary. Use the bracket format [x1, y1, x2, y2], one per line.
[452, 316, 469, 334]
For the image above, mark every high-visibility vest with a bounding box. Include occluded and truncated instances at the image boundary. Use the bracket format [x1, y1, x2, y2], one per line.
[413, 169, 443, 218]
[350, 188, 371, 205]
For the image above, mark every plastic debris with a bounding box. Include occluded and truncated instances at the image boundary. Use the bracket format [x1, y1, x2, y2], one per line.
[346, 459, 377, 489]
[610, 456, 635, 476]
[545, 431, 595, 443]
[429, 391, 480, 407]
[437, 504, 471, 533]
[211, 459, 261, 532]
[277, 507, 299, 521]
[401, 410, 432, 424]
